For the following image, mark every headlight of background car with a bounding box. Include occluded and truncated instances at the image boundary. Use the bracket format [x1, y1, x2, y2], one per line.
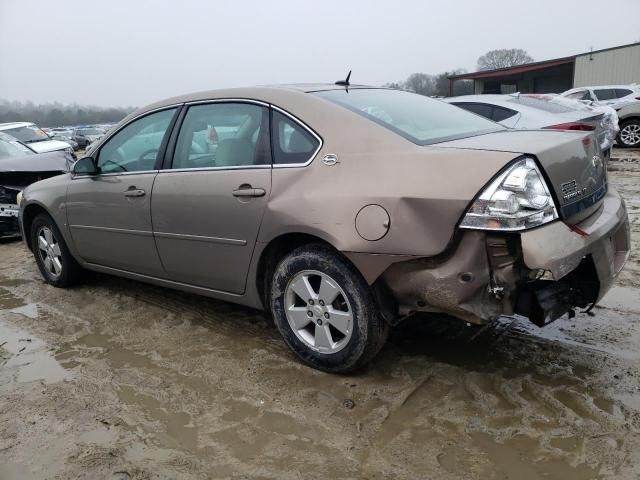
[460, 157, 558, 231]
[65, 146, 73, 154]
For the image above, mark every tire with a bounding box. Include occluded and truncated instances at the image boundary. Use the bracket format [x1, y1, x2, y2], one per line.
[617, 119, 640, 148]
[30, 213, 82, 287]
[270, 244, 389, 373]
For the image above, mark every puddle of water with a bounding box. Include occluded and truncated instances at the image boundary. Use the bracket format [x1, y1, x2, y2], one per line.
[0, 317, 71, 386]
[0, 286, 26, 310]
[10, 303, 39, 319]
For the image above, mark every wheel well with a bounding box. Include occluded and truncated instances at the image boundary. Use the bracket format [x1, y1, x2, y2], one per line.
[21, 204, 50, 251]
[256, 233, 335, 308]
[620, 116, 640, 125]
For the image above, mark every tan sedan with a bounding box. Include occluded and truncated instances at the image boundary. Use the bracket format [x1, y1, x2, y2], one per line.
[18, 84, 630, 372]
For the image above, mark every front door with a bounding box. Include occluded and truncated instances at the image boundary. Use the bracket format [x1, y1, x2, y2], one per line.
[66, 107, 178, 276]
[151, 101, 271, 294]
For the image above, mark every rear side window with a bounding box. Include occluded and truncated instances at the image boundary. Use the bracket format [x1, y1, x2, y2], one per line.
[594, 89, 616, 100]
[492, 106, 518, 122]
[271, 111, 320, 165]
[315, 89, 503, 145]
[615, 89, 633, 98]
[454, 103, 493, 120]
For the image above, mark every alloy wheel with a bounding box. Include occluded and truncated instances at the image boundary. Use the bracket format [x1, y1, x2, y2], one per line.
[37, 226, 63, 279]
[284, 270, 353, 354]
[620, 123, 640, 146]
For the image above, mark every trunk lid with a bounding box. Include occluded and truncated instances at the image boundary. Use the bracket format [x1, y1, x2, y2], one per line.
[436, 129, 607, 224]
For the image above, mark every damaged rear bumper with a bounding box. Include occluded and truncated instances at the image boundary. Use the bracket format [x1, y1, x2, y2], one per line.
[377, 187, 630, 326]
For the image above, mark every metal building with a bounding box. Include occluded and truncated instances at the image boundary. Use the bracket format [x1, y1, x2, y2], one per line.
[448, 42, 640, 95]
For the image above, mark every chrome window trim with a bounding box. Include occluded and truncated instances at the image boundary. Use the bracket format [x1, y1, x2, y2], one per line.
[270, 105, 323, 169]
[184, 98, 270, 107]
[72, 169, 159, 179]
[159, 165, 271, 174]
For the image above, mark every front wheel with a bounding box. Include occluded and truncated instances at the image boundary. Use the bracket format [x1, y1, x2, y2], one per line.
[270, 244, 388, 373]
[617, 119, 640, 148]
[30, 213, 82, 287]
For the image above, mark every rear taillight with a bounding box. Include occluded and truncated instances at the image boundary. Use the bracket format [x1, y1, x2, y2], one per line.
[544, 122, 594, 131]
[635, 96, 640, 101]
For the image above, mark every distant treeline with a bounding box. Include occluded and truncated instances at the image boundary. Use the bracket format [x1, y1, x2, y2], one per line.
[0, 99, 136, 127]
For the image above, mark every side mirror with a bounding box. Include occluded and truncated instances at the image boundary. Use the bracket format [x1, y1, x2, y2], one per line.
[73, 156, 98, 175]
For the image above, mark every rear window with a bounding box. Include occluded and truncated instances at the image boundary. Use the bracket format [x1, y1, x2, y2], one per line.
[313, 89, 503, 145]
[615, 88, 633, 98]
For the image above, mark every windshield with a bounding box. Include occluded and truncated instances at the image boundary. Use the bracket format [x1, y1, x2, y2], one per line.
[78, 128, 102, 136]
[0, 137, 34, 159]
[314, 89, 504, 145]
[3, 125, 50, 143]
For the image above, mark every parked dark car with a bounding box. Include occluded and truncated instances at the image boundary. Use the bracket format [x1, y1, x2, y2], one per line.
[0, 132, 70, 237]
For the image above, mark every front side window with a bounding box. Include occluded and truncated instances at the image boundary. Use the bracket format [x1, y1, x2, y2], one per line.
[97, 108, 176, 174]
[172, 103, 268, 169]
[315, 89, 503, 145]
[271, 111, 320, 165]
[594, 89, 616, 101]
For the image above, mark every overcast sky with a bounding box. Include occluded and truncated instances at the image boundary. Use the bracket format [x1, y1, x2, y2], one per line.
[1, 0, 639, 107]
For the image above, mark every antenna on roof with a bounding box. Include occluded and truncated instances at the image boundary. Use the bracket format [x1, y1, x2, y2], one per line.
[335, 70, 352, 87]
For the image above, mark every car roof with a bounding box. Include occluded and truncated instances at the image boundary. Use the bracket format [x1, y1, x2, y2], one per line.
[568, 85, 639, 91]
[130, 84, 384, 118]
[0, 122, 35, 130]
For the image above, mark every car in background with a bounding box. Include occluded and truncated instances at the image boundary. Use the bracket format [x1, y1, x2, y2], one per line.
[18, 85, 629, 372]
[0, 132, 70, 237]
[561, 85, 640, 108]
[444, 94, 617, 156]
[0, 122, 73, 154]
[616, 102, 640, 148]
[72, 127, 105, 149]
[50, 131, 79, 151]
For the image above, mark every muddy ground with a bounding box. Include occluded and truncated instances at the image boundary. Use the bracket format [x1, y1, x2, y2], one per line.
[1, 149, 639, 480]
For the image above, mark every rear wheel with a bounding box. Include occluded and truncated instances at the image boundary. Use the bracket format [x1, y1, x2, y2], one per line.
[270, 244, 388, 372]
[617, 119, 640, 148]
[30, 213, 82, 287]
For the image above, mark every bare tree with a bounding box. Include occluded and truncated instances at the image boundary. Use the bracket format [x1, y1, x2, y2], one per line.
[403, 73, 436, 96]
[477, 49, 534, 71]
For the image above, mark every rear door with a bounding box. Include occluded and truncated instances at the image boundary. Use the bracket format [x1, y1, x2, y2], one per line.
[151, 101, 272, 294]
[66, 107, 179, 276]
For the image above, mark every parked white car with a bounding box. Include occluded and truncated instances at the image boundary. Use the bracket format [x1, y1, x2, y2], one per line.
[0, 122, 73, 154]
[443, 94, 618, 154]
[561, 85, 640, 108]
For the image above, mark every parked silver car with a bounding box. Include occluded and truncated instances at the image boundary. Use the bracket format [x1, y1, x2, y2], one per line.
[18, 85, 630, 372]
[615, 102, 640, 148]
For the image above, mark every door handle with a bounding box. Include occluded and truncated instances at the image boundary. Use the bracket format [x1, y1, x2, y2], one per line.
[124, 188, 146, 198]
[232, 187, 266, 198]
